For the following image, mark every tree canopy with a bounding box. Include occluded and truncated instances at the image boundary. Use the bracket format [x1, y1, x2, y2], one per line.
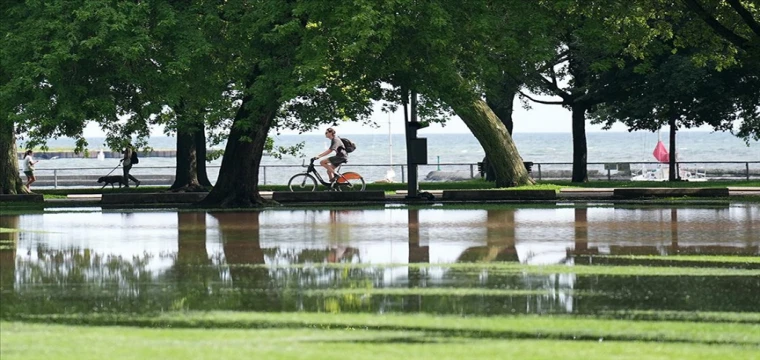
[2, 0, 758, 195]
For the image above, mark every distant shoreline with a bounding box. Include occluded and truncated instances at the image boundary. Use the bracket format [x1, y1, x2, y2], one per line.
[16, 149, 263, 159]
[16, 150, 176, 159]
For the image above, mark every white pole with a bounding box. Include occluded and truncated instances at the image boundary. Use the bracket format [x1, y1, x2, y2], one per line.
[386, 113, 396, 181]
[675, 129, 679, 161]
[389, 113, 393, 167]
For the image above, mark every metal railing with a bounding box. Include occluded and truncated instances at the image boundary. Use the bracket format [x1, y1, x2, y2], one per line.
[19, 161, 760, 188]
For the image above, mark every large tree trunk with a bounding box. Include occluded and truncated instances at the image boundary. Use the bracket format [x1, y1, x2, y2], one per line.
[198, 93, 277, 208]
[483, 77, 519, 182]
[451, 98, 533, 187]
[171, 102, 209, 192]
[567, 48, 591, 183]
[571, 104, 588, 183]
[171, 129, 205, 192]
[668, 117, 679, 181]
[195, 124, 213, 188]
[485, 76, 519, 135]
[0, 120, 30, 195]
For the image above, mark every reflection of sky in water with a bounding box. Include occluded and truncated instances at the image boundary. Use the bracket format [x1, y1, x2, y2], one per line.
[7, 205, 756, 297]
[12, 206, 759, 270]
[6, 205, 759, 315]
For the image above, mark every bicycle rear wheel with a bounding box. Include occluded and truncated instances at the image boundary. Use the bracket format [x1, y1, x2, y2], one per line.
[335, 172, 365, 191]
[288, 173, 317, 192]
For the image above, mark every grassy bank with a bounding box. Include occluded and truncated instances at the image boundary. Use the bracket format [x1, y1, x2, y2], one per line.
[0, 178, 754, 211]
[230, 262, 760, 277]
[546, 179, 760, 188]
[29, 179, 760, 196]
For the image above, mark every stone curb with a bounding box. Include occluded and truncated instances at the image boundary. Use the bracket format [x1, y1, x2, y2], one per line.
[441, 190, 557, 201]
[613, 188, 730, 199]
[0, 194, 44, 203]
[100, 192, 208, 205]
[272, 191, 386, 203]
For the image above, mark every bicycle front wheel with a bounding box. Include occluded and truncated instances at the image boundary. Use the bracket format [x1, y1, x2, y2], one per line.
[336, 172, 366, 192]
[288, 173, 318, 192]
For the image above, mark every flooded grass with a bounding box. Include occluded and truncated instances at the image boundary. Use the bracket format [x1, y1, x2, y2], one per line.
[599, 310, 760, 324]
[229, 263, 760, 277]
[600, 255, 760, 264]
[2, 206, 758, 358]
[297, 288, 588, 297]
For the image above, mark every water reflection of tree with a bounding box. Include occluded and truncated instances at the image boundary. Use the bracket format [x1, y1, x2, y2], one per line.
[405, 209, 428, 311]
[0, 215, 19, 301]
[574, 273, 760, 313]
[457, 209, 517, 262]
[9, 207, 755, 318]
[574, 208, 760, 259]
[326, 210, 361, 263]
[442, 209, 574, 315]
[211, 211, 275, 311]
[277, 210, 369, 313]
[212, 211, 376, 313]
[176, 212, 210, 266]
[4, 245, 159, 315]
[572, 207, 760, 314]
[160, 212, 221, 311]
[2, 213, 209, 315]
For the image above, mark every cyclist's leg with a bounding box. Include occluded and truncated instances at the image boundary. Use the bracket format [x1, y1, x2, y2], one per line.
[320, 158, 336, 181]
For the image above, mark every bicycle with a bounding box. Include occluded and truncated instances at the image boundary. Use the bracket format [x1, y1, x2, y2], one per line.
[288, 159, 366, 192]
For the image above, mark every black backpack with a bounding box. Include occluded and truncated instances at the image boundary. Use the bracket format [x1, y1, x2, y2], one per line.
[130, 149, 139, 164]
[341, 138, 356, 153]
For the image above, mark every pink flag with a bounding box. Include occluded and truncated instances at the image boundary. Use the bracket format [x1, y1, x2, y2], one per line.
[653, 140, 669, 163]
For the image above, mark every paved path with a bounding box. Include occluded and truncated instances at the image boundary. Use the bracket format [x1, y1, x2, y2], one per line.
[34, 187, 758, 207]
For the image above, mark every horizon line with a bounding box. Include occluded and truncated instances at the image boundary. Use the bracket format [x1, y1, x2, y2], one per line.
[72, 129, 733, 138]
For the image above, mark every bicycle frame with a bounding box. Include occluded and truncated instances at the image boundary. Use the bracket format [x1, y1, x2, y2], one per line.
[301, 159, 351, 187]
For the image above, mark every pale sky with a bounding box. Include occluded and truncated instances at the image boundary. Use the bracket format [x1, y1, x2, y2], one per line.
[82, 96, 720, 138]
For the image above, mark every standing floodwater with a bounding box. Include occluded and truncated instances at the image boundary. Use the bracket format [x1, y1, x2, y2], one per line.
[1, 205, 758, 317]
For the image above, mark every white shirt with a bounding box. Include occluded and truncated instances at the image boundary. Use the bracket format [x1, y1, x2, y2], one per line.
[123, 148, 132, 166]
[23, 155, 34, 171]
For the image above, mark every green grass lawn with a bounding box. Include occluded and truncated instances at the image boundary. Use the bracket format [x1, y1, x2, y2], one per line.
[3, 311, 759, 360]
[545, 180, 760, 188]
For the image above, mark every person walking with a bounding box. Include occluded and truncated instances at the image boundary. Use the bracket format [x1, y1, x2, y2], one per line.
[120, 145, 141, 188]
[22, 150, 38, 191]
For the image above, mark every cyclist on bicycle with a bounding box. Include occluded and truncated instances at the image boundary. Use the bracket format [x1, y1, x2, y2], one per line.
[312, 127, 348, 182]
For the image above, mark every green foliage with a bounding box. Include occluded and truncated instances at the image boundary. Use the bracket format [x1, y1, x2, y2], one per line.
[1, 0, 158, 152]
[590, 53, 760, 138]
[590, 0, 760, 141]
[268, 139, 306, 160]
[2, 0, 757, 171]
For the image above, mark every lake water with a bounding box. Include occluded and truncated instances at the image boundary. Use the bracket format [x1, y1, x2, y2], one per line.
[21, 132, 760, 185]
[1, 205, 758, 317]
